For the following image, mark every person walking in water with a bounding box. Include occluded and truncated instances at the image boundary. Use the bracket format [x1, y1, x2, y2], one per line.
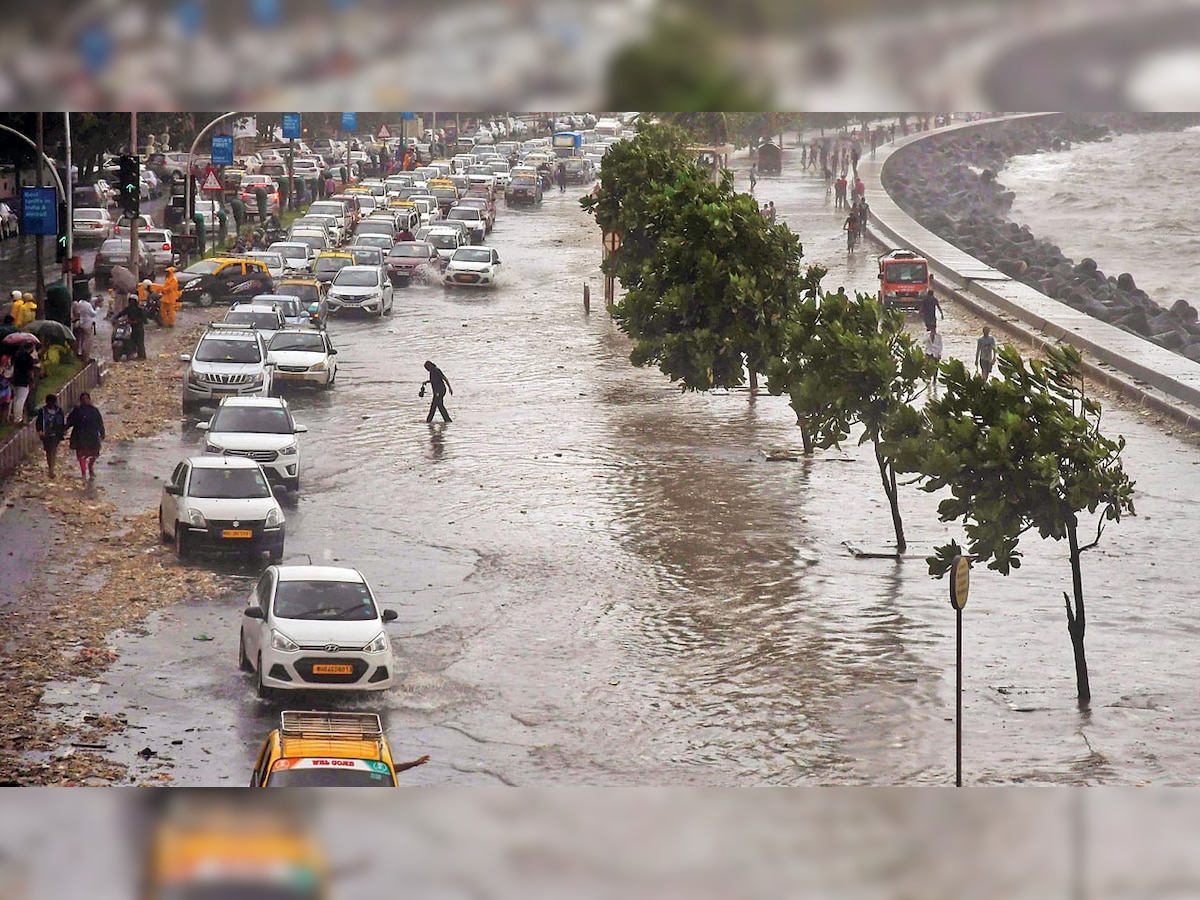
[923, 323, 944, 387]
[421, 360, 453, 423]
[975, 325, 998, 379]
[920, 288, 943, 333]
[748, 164, 757, 192]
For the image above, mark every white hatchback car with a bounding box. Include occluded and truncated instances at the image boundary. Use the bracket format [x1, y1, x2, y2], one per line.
[443, 246, 502, 289]
[199, 396, 308, 492]
[326, 265, 394, 317]
[159, 455, 285, 561]
[267, 327, 338, 390]
[239, 565, 399, 698]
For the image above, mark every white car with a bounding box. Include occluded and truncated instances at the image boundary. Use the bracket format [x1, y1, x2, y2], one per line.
[423, 227, 464, 266]
[245, 251, 285, 279]
[444, 207, 486, 245]
[181, 324, 274, 413]
[199, 396, 308, 492]
[326, 265, 394, 317]
[443, 246, 502, 290]
[268, 241, 314, 273]
[224, 302, 286, 344]
[239, 565, 399, 698]
[72, 207, 113, 242]
[159, 455, 285, 561]
[267, 327, 338, 390]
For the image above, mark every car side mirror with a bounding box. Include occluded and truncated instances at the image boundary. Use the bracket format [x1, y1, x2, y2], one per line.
[382, 609, 398, 623]
[328, 348, 338, 355]
[295, 424, 308, 433]
[179, 353, 191, 362]
[243, 607, 266, 619]
[165, 484, 183, 496]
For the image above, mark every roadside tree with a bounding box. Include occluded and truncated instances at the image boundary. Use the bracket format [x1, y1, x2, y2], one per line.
[890, 344, 1135, 705]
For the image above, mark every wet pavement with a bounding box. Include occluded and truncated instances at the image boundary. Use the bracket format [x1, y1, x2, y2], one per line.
[31, 146, 1200, 787]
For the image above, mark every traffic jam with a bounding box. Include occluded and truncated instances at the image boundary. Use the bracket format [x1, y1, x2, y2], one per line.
[141, 115, 627, 786]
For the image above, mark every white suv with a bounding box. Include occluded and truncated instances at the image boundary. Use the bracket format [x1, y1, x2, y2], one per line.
[198, 396, 308, 492]
[239, 565, 399, 698]
[181, 324, 274, 414]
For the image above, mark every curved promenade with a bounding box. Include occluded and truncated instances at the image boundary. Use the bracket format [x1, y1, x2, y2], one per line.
[859, 114, 1200, 429]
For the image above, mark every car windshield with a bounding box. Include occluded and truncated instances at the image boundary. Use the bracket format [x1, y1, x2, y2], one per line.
[452, 248, 492, 263]
[389, 245, 430, 259]
[511, 176, 536, 188]
[308, 203, 343, 217]
[194, 338, 261, 363]
[350, 249, 382, 265]
[332, 269, 379, 288]
[267, 298, 300, 317]
[264, 767, 394, 787]
[270, 332, 325, 352]
[276, 284, 319, 304]
[249, 253, 282, 268]
[188, 466, 272, 499]
[184, 260, 222, 275]
[355, 235, 392, 248]
[314, 256, 351, 274]
[99, 240, 128, 253]
[356, 222, 392, 234]
[75, 210, 103, 220]
[269, 244, 307, 259]
[292, 235, 326, 252]
[447, 209, 478, 221]
[426, 233, 457, 249]
[210, 406, 293, 434]
[272, 579, 378, 620]
[225, 312, 281, 330]
[886, 262, 928, 284]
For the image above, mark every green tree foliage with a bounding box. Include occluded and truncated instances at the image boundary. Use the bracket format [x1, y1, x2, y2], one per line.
[768, 292, 932, 549]
[890, 344, 1136, 704]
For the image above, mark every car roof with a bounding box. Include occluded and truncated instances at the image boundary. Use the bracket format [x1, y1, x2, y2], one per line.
[186, 454, 262, 469]
[337, 265, 382, 274]
[217, 395, 289, 409]
[274, 565, 366, 583]
[228, 303, 284, 314]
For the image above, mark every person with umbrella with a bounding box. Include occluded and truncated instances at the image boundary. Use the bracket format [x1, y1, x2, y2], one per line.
[66, 392, 105, 481]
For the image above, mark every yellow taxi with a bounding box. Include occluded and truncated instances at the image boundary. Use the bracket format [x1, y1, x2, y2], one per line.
[275, 275, 327, 310]
[250, 710, 429, 787]
[311, 249, 355, 285]
[144, 795, 328, 899]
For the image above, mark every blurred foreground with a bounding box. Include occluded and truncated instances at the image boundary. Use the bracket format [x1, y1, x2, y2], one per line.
[5, 789, 1200, 897]
[0, 0, 1197, 109]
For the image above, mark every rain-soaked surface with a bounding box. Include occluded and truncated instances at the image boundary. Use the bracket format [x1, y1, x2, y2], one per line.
[37, 140, 1200, 787]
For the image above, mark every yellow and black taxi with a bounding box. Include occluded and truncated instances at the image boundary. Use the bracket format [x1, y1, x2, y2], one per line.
[141, 793, 328, 899]
[250, 711, 429, 787]
[177, 257, 274, 307]
[311, 250, 355, 285]
[275, 275, 327, 313]
[426, 178, 461, 216]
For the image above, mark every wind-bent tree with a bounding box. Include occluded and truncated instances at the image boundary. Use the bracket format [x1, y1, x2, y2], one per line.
[890, 344, 1135, 705]
[581, 124, 817, 393]
[768, 292, 931, 549]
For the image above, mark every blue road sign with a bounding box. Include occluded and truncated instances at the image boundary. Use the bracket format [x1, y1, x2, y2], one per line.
[282, 113, 301, 140]
[21, 187, 58, 237]
[78, 24, 113, 74]
[341, 112, 357, 132]
[400, 112, 416, 120]
[211, 134, 234, 166]
[175, 0, 204, 35]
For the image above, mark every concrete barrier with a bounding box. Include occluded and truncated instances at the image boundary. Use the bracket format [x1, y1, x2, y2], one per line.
[860, 116, 1200, 426]
[0, 361, 101, 482]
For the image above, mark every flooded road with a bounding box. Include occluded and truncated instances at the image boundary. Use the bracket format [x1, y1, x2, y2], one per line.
[43, 144, 1200, 786]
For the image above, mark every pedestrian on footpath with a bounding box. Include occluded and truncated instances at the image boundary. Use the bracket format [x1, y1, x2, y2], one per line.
[834, 174, 847, 209]
[749, 164, 757, 192]
[975, 326, 997, 379]
[72, 295, 100, 362]
[923, 324, 944, 387]
[420, 360, 453, 423]
[34, 393, 66, 479]
[8, 343, 35, 423]
[67, 392, 105, 481]
[920, 288, 943, 333]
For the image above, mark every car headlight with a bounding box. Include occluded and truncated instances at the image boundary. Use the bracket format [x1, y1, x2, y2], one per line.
[363, 632, 389, 654]
[280, 443, 298, 456]
[204, 441, 221, 453]
[885, 290, 898, 298]
[270, 629, 299, 652]
[308, 361, 327, 371]
[248, 373, 265, 386]
[186, 507, 207, 527]
[187, 370, 204, 385]
[264, 507, 284, 528]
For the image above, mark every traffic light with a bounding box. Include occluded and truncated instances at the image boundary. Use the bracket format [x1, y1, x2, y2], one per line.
[118, 154, 140, 217]
[55, 200, 68, 263]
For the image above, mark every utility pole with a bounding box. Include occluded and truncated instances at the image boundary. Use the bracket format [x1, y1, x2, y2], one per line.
[130, 111, 139, 284]
[64, 111, 74, 267]
[34, 112, 45, 312]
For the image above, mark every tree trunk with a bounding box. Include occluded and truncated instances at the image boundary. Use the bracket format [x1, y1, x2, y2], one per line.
[748, 369, 758, 393]
[1064, 521, 1091, 707]
[875, 441, 906, 553]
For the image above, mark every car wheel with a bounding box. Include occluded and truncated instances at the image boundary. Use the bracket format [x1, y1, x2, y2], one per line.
[197, 291, 214, 308]
[174, 528, 190, 559]
[256, 655, 274, 700]
[238, 632, 253, 672]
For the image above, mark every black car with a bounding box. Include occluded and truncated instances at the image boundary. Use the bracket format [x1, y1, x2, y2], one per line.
[563, 158, 595, 185]
[93, 238, 152, 288]
[178, 260, 275, 307]
[505, 175, 543, 206]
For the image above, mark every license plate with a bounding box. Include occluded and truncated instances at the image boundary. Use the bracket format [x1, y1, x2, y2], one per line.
[313, 664, 352, 675]
[222, 529, 253, 538]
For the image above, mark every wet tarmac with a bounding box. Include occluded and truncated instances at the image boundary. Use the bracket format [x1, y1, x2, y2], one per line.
[34, 146, 1200, 786]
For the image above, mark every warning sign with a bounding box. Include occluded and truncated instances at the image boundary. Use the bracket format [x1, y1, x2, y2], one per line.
[377, 123, 391, 140]
[201, 168, 222, 193]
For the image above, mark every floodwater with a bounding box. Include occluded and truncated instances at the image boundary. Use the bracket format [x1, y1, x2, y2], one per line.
[41, 138, 1200, 787]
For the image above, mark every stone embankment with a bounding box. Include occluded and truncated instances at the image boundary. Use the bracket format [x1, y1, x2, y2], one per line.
[882, 113, 1200, 362]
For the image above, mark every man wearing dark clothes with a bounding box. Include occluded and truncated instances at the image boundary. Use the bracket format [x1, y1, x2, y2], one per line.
[421, 360, 452, 423]
[920, 289, 944, 332]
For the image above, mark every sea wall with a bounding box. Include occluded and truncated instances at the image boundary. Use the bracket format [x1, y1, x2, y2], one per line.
[881, 113, 1200, 361]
